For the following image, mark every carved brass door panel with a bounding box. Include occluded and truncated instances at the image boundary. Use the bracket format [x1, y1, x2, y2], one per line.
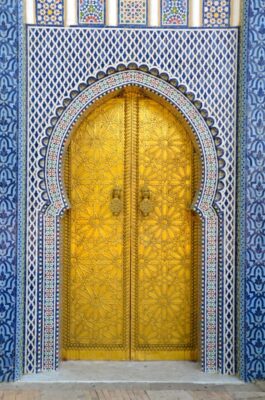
[62, 97, 130, 360]
[62, 89, 198, 361]
[131, 94, 198, 360]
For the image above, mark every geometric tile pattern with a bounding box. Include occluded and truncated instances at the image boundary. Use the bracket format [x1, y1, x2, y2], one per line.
[0, 0, 24, 382]
[119, 0, 147, 25]
[26, 27, 238, 375]
[238, 0, 265, 382]
[161, 0, 188, 26]
[203, 0, 230, 27]
[79, 0, 105, 25]
[36, 0, 64, 25]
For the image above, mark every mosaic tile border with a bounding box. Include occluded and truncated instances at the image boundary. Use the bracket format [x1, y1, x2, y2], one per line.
[35, 0, 64, 26]
[161, 0, 189, 27]
[203, 0, 231, 27]
[237, 0, 265, 382]
[78, 0, 106, 26]
[16, 0, 27, 382]
[0, 0, 24, 382]
[26, 27, 238, 375]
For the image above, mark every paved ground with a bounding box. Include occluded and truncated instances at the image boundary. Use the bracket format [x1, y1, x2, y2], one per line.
[0, 385, 264, 400]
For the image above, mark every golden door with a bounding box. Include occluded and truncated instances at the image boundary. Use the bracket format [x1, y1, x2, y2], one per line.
[62, 88, 199, 361]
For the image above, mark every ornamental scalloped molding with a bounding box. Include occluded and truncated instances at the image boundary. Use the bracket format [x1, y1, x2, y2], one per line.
[40, 65, 225, 215]
[37, 66, 224, 372]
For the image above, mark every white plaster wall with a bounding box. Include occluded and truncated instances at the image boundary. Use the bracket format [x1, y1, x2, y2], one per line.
[25, 0, 35, 24]
[231, 0, 241, 26]
[24, 0, 241, 26]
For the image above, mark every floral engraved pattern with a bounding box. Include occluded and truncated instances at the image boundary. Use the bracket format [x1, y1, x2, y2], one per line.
[63, 97, 127, 355]
[136, 98, 197, 352]
[63, 90, 200, 360]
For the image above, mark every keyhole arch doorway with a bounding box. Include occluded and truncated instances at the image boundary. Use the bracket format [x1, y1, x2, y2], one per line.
[61, 86, 202, 361]
[42, 69, 220, 372]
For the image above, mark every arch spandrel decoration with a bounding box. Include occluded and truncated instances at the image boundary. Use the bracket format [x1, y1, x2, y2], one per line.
[39, 68, 222, 372]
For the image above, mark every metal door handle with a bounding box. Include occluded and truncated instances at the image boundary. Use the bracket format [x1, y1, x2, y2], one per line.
[110, 187, 123, 216]
[139, 186, 153, 217]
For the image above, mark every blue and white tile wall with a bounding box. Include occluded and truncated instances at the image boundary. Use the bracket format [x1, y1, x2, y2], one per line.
[0, 0, 24, 382]
[238, 0, 265, 382]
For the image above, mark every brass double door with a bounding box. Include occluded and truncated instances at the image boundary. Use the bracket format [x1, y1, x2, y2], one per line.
[62, 88, 198, 361]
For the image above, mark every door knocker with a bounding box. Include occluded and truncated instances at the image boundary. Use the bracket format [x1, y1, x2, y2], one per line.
[110, 187, 123, 216]
[139, 186, 154, 217]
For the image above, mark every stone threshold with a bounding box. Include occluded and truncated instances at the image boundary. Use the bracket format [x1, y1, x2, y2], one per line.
[6, 361, 256, 390]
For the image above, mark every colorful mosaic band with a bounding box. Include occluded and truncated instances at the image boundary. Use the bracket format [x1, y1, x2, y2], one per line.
[119, 0, 147, 25]
[203, 0, 230, 27]
[36, 0, 64, 25]
[79, 0, 105, 25]
[161, 0, 188, 26]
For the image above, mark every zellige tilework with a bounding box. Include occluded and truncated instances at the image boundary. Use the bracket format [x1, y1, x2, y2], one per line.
[161, 0, 188, 26]
[79, 0, 105, 25]
[203, 0, 230, 27]
[36, 0, 64, 25]
[119, 0, 147, 25]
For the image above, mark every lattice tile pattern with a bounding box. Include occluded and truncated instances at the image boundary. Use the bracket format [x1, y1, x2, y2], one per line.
[161, 0, 188, 26]
[36, 0, 64, 25]
[26, 27, 238, 375]
[79, 0, 105, 25]
[203, 0, 230, 27]
[119, 0, 147, 25]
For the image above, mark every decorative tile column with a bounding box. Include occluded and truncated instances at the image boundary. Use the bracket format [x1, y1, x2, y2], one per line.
[0, 0, 24, 382]
[238, 0, 265, 382]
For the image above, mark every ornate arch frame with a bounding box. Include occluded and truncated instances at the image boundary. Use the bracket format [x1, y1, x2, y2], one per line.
[37, 67, 224, 373]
